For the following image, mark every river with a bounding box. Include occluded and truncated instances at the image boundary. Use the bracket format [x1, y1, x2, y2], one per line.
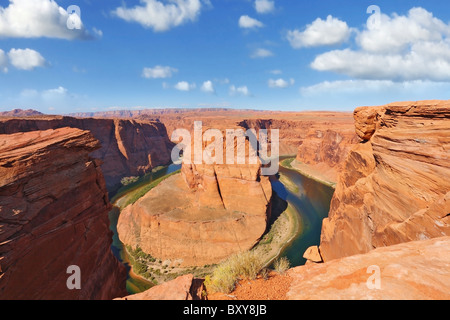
[108, 164, 182, 294]
[274, 157, 335, 266]
[109, 159, 334, 294]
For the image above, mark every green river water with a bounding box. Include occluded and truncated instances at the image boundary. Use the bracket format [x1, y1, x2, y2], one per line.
[109, 159, 334, 294]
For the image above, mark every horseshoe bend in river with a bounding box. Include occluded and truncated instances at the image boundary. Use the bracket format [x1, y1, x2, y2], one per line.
[108, 158, 335, 294]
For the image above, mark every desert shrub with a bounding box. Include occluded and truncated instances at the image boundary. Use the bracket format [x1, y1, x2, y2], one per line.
[134, 261, 148, 275]
[273, 257, 290, 275]
[121, 176, 139, 186]
[204, 251, 264, 294]
[204, 265, 236, 294]
[260, 268, 271, 281]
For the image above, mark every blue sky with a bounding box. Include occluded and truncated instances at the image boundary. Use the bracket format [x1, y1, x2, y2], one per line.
[0, 0, 449, 114]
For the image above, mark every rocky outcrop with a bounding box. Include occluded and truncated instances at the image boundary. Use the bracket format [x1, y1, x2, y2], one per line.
[118, 135, 272, 267]
[116, 274, 204, 300]
[295, 128, 358, 183]
[240, 115, 356, 158]
[319, 101, 450, 261]
[0, 128, 126, 300]
[0, 109, 43, 117]
[0, 117, 173, 191]
[240, 116, 357, 183]
[289, 237, 450, 300]
[303, 246, 323, 264]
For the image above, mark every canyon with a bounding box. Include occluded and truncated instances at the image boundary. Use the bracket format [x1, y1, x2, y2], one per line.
[115, 100, 450, 300]
[117, 134, 273, 266]
[0, 109, 354, 298]
[319, 100, 450, 261]
[0, 128, 126, 299]
[68, 109, 358, 184]
[1, 100, 448, 300]
[0, 116, 174, 192]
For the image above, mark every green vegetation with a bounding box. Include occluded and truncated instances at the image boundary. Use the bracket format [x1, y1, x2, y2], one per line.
[260, 227, 275, 245]
[122, 169, 180, 207]
[121, 176, 139, 186]
[204, 251, 265, 294]
[280, 157, 294, 169]
[110, 166, 180, 204]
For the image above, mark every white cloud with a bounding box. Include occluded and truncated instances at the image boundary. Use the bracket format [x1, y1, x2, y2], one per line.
[113, 0, 203, 32]
[230, 85, 251, 96]
[0, 0, 91, 39]
[92, 28, 103, 38]
[142, 65, 178, 79]
[15, 86, 91, 112]
[201, 80, 215, 93]
[300, 79, 450, 100]
[268, 78, 295, 88]
[8, 48, 46, 70]
[18, 86, 71, 108]
[239, 15, 264, 29]
[255, 0, 274, 14]
[357, 7, 450, 53]
[269, 69, 282, 75]
[0, 49, 8, 73]
[296, 79, 450, 110]
[251, 48, 274, 58]
[300, 80, 397, 96]
[287, 15, 351, 48]
[72, 66, 86, 73]
[175, 81, 196, 91]
[43, 86, 68, 95]
[310, 8, 450, 82]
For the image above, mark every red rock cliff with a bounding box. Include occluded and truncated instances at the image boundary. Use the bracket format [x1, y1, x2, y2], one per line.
[0, 128, 127, 299]
[240, 117, 357, 183]
[118, 132, 272, 266]
[0, 117, 173, 191]
[319, 100, 450, 261]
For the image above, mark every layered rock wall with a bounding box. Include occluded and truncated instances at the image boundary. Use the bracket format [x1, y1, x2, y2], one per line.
[0, 117, 173, 191]
[319, 101, 450, 261]
[290, 236, 450, 300]
[118, 133, 272, 266]
[0, 128, 126, 299]
[240, 118, 357, 183]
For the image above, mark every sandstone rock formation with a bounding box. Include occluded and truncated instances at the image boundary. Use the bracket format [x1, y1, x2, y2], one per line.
[0, 117, 173, 191]
[118, 132, 272, 267]
[239, 116, 357, 183]
[319, 100, 450, 261]
[303, 246, 323, 263]
[289, 237, 450, 300]
[0, 109, 43, 117]
[0, 128, 126, 299]
[116, 274, 204, 300]
[68, 107, 356, 161]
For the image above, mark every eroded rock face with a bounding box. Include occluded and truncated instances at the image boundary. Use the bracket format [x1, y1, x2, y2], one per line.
[239, 118, 357, 184]
[0, 117, 173, 191]
[319, 101, 450, 261]
[0, 128, 126, 300]
[289, 237, 450, 300]
[115, 274, 204, 300]
[118, 135, 272, 267]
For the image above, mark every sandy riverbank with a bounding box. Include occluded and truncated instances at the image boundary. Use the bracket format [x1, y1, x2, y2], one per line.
[282, 158, 337, 189]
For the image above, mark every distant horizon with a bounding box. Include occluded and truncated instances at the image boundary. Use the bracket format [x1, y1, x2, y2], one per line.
[1, 1, 450, 113]
[0, 105, 379, 117]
